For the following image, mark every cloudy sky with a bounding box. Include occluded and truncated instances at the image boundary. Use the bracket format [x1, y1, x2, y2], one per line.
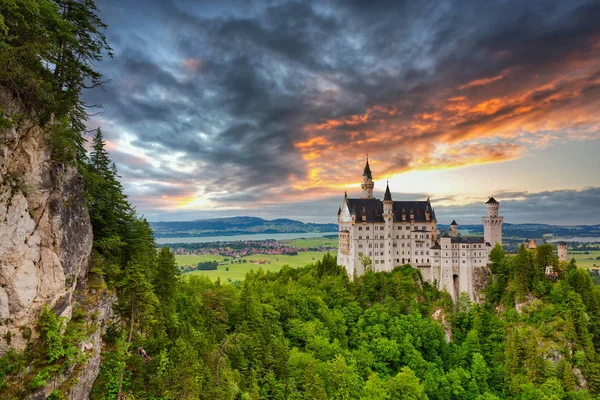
[85, 0, 600, 224]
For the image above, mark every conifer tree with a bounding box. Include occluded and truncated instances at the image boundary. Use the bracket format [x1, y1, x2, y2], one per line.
[514, 244, 533, 301]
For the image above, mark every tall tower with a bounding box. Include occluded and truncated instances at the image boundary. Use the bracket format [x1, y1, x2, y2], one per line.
[483, 196, 503, 248]
[361, 157, 375, 199]
[557, 242, 568, 262]
[383, 182, 394, 271]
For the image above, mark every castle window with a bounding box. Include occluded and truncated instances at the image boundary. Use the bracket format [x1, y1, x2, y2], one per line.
[359, 236, 362, 240]
[359, 227, 362, 231]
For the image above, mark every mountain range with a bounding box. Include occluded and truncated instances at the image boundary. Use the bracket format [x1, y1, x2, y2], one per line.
[149, 216, 338, 238]
[150, 217, 600, 239]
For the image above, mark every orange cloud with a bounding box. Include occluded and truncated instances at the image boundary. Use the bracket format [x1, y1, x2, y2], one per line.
[458, 69, 512, 90]
[291, 46, 600, 193]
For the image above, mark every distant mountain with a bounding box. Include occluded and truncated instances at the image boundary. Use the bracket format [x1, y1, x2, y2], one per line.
[151, 217, 600, 240]
[150, 216, 338, 238]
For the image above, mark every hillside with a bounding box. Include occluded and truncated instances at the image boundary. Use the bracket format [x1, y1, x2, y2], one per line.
[150, 216, 338, 238]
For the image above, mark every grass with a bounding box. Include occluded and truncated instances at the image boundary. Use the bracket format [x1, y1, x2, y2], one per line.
[282, 237, 338, 248]
[175, 254, 227, 266]
[569, 250, 600, 269]
[178, 251, 330, 282]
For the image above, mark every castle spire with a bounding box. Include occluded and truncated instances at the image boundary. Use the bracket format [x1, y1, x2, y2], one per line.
[360, 155, 375, 199]
[362, 155, 372, 179]
[384, 180, 392, 201]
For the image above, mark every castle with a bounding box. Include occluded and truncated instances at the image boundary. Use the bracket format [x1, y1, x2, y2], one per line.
[337, 158, 503, 301]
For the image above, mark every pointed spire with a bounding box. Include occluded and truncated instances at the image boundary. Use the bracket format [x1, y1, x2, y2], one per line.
[450, 219, 458, 226]
[344, 190, 347, 199]
[362, 155, 373, 179]
[486, 195, 499, 204]
[384, 180, 392, 201]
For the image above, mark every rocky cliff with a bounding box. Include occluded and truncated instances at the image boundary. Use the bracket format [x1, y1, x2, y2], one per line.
[0, 91, 113, 398]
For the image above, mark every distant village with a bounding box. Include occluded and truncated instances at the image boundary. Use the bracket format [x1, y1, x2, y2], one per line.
[166, 239, 336, 259]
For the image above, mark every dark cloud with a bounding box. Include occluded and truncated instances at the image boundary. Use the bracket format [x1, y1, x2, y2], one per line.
[436, 187, 600, 225]
[84, 0, 600, 220]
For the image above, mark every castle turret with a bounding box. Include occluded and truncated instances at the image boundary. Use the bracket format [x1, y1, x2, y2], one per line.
[360, 157, 375, 199]
[449, 220, 458, 237]
[557, 242, 568, 262]
[483, 196, 503, 248]
[383, 181, 394, 271]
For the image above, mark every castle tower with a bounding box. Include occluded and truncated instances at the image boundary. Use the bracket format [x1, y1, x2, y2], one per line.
[557, 242, 568, 262]
[360, 157, 375, 199]
[483, 196, 503, 248]
[449, 220, 458, 237]
[383, 181, 394, 271]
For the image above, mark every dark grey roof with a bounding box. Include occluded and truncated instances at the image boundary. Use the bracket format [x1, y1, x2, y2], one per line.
[450, 219, 458, 226]
[431, 241, 441, 250]
[451, 236, 485, 244]
[363, 159, 373, 179]
[384, 182, 392, 201]
[486, 196, 499, 204]
[345, 198, 436, 222]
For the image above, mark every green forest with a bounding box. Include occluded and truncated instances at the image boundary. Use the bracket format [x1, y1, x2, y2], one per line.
[3, 1, 600, 399]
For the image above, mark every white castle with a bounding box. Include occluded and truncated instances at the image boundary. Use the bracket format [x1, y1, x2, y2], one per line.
[337, 158, 503, 301]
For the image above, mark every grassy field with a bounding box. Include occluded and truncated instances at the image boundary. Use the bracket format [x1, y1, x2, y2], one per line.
[175, 254, 227, 266]
[177, 251, 331, 282]
[282, 237, 338, 248]
[570, 250, 600, 269]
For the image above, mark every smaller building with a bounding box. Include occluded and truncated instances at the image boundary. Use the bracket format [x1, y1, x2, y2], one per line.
[524, 238, 547, 249]
[557, 242, 568, 262]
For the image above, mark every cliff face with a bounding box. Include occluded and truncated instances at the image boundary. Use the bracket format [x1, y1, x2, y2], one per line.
[0, 91, 113, 398]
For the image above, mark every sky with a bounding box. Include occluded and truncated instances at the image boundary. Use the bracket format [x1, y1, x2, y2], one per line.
[85, 0, 600, 225]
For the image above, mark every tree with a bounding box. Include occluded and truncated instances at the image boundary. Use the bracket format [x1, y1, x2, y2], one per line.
[388, 366, 428, 400]
[514, 245, 534, 301]
[116, 261, 158, 397]
[154, 247, 180, 333]
[358, 254, 373, 275]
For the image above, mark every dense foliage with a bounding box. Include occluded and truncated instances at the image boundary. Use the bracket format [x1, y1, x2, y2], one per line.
[0, 0, 112, 164]
[88, 243, 600, 400]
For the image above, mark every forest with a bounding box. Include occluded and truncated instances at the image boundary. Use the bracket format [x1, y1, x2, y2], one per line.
[3, 1, 600, 399]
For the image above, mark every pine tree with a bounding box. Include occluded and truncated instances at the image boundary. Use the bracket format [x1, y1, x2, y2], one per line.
[514, 244, 533, 301]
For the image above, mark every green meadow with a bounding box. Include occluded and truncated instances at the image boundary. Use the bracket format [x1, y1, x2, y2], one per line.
[281, 236, 338, 248]
[569, 250, 600, 269]
[177, 251, 331, 282]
